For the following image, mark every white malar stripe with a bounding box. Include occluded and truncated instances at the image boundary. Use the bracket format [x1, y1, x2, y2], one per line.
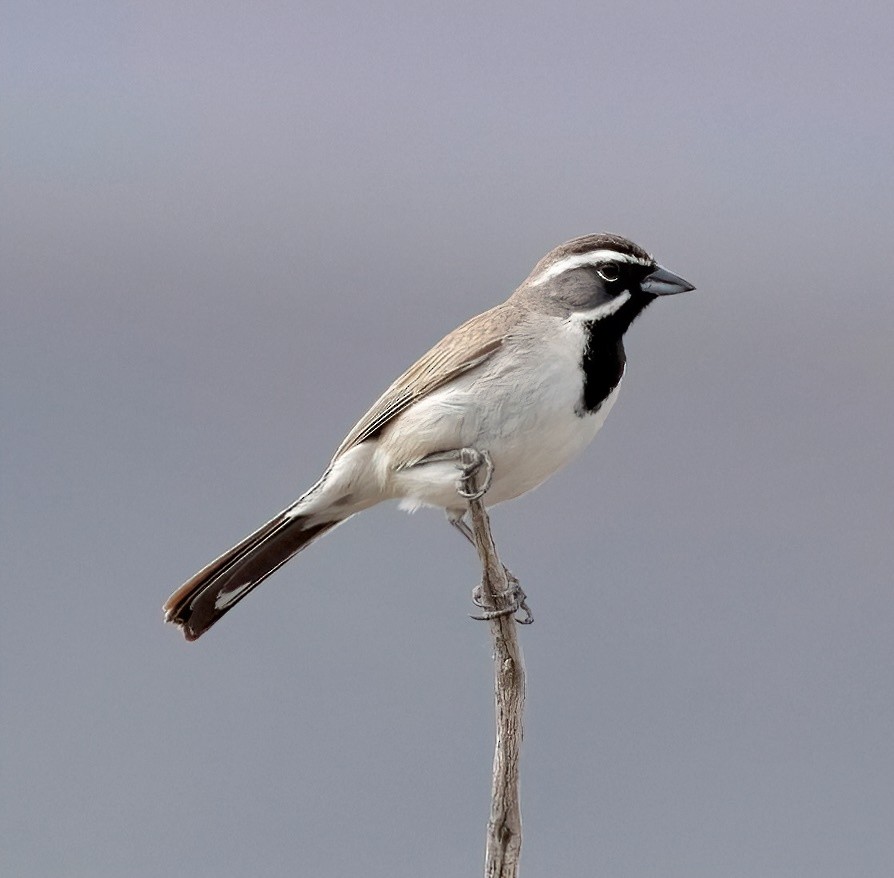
[530, 249, 651, 287]
[214, 579, 254, 611]
[570, 290, 632, 322]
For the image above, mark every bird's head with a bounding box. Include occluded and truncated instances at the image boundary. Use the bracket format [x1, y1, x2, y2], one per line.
[520, 233, 695, 325]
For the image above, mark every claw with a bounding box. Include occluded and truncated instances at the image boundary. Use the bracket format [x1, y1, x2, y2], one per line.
[470, 574, 534, 624]
[457, 448, 493, 500]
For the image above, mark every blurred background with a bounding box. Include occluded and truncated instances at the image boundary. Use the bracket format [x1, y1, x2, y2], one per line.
[3, 1, 893, 875]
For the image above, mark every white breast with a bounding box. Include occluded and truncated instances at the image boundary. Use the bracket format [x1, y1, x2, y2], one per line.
[385, 314, 623, 512]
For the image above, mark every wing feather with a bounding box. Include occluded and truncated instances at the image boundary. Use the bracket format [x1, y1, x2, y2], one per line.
[333, 303, 515, 459]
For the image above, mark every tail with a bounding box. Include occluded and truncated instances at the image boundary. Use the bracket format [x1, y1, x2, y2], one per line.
[164, 510, 343, 641]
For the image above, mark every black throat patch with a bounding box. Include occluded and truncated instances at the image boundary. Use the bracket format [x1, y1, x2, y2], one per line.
[578, 319, 627, 415]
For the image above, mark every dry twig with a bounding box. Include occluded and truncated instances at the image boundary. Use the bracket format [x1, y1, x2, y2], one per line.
[461, 454, 527, 878]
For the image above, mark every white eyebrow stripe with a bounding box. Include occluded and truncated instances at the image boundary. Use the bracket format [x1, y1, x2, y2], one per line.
[530, 249, 651, 286]
[568, 290, 632, 322]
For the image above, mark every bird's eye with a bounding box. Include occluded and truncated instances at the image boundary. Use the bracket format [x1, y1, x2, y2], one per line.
[597, 261, 621, 282]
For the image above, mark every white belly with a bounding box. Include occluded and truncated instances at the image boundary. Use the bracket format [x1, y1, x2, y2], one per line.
[480, 381, 620, 503]
[385, 316, 622, 513]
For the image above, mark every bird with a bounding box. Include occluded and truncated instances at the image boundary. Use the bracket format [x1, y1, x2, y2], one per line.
[164, 233, 695, 640]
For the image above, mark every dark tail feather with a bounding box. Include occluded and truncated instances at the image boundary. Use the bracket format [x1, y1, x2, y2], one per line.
[164, 512, 342, 641]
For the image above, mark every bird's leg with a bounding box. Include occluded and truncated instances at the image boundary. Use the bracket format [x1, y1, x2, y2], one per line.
[446, 508, 476, 545]
[448, 511, 529, 619]
[441, 449, 533, 625]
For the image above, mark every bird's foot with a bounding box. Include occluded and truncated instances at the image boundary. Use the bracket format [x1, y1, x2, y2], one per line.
[416, 447, 493, 501]
[470, 570, 534, 624]
[456, 447, 493, 501]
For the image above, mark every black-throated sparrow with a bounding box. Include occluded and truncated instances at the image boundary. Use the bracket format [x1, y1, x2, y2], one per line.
[165, 233, 694, 640]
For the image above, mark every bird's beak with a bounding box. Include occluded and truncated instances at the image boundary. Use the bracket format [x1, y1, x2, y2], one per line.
[640, 265, 696, 296]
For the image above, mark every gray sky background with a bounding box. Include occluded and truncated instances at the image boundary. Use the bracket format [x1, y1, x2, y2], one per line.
[3, 2, 894, 876]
